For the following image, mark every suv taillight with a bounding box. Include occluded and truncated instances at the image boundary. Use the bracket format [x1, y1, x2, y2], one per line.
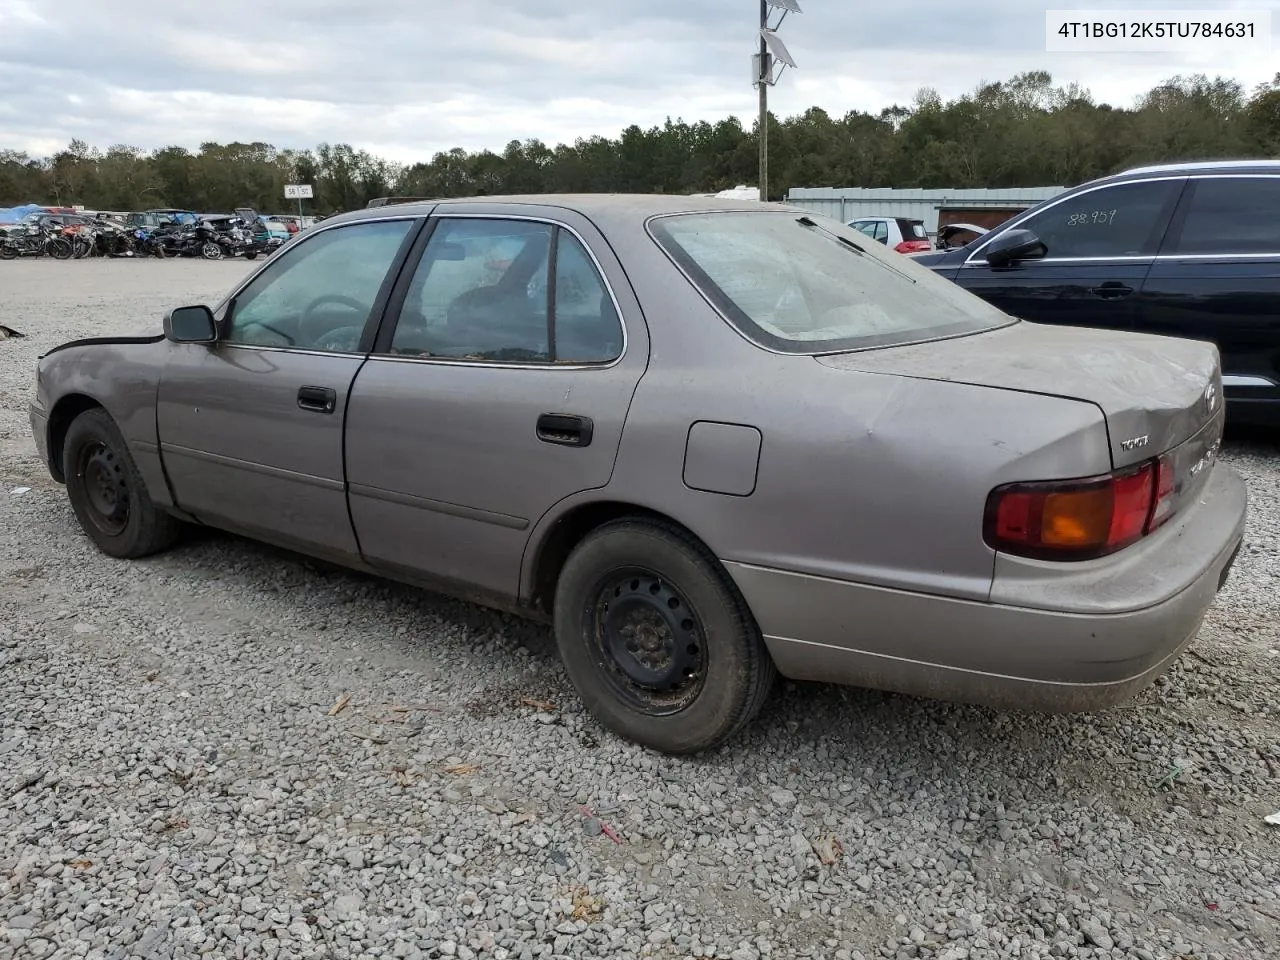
[984, 456, 1177, 560]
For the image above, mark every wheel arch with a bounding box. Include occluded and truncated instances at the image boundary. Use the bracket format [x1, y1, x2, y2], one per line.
[46, 393, 107, 483]
[524, 498, 729, 616]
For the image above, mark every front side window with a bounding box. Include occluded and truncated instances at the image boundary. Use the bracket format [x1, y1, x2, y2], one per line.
[388, 218, 622, 364]
[650, 210, 1013, 354]
[993, 179, 1181, 260]
[225, 219, 414, 352]
[1166, 176, 1280, 255]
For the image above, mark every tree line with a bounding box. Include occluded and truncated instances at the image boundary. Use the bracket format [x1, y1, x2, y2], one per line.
[1, 71, 1277, 215]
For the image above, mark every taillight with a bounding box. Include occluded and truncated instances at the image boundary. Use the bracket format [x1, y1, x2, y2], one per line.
[1149, 452, 1177, 531]
[984, 461, 1162, 560]
[895, 239, 932, 254]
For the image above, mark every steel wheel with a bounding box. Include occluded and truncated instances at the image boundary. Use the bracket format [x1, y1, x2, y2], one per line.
[63, 408, 181, 558]
[76, 440, 130, 537]
[554, 519, 776, 754]
[589, 570, 707, 715]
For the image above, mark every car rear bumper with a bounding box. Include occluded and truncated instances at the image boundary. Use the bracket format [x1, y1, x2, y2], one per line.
[725, 462, 1246, 713]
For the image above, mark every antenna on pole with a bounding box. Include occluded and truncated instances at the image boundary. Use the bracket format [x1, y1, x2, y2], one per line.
[754, 0, 801, 202]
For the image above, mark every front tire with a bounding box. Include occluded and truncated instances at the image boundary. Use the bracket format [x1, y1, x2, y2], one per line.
[553, 519, 776, 754]
[63, 408, 181, 559]
[201, 241, 221, 260]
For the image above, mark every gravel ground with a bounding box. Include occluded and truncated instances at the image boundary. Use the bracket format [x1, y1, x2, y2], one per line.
[1, 258, 1278, 960]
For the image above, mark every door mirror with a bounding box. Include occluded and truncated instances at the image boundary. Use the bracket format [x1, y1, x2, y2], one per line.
[164, 304, 218, 343]
[984, 228, 1048, 268]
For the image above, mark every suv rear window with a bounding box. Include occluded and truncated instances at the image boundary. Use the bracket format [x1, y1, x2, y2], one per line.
[899, 219, 928, 240]
[649, 211, 1013, 354]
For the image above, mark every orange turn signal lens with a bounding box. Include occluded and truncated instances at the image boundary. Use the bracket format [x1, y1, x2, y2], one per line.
[1040, 488, 1114, 547]
[985, 462, 1157, 560]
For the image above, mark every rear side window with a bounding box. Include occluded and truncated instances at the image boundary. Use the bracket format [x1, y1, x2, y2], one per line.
[1165, 177, 1280, 255]
[992, 179, 1181, 259]
[387, 218, 622, 364]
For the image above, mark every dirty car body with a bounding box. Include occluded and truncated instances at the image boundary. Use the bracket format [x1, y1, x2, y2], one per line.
[30, 196, 1247, 754]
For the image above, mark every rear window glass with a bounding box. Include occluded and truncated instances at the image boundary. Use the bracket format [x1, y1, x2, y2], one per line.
[649, 211, 1013, 354]
[900, 219, 928, 239]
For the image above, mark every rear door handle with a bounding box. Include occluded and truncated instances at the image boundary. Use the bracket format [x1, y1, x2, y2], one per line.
[536, 413, 593, 447]
[297, 385, 337, 414]
[1088, 282, 1134, 299]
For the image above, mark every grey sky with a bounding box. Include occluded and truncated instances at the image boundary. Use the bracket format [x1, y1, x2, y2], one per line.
[0, 0, 1274, 162]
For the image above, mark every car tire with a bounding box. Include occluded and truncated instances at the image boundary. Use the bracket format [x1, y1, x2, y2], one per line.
[63, 408, 181, 559]
[553, 518, 776, 754]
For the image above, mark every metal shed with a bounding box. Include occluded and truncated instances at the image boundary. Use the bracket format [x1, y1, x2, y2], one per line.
[784, 186, 1067, 235]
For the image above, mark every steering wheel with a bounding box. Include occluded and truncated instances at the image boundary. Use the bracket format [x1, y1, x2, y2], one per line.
[299, 293, 367, 345]
[302, 293, 366, 322]
[312, 325, 365, 353]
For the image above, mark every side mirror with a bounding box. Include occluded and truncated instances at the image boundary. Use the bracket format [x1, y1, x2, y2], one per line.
[984, 228, 1047, 268]
[163, 304, 218, 344]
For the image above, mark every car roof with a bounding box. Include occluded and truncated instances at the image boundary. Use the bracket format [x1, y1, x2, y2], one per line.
[320, 194, 801, 231]
[1084, 158, 1280, 188]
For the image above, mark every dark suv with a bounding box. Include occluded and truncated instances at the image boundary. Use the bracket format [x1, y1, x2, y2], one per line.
[911, 160, 1280, 427]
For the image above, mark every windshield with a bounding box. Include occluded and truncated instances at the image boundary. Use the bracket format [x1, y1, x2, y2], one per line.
[648, 210, 1013, 353]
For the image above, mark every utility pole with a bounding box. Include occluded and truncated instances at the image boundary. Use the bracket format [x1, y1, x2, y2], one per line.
[758, 0, 769, 202]
[753, 1, 800, 204]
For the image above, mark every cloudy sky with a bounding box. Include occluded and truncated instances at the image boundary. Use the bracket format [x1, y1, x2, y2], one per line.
[0, 0, 1275, 163]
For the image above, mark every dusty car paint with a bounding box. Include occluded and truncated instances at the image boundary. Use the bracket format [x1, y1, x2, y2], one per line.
[31, 195, 1247, 724]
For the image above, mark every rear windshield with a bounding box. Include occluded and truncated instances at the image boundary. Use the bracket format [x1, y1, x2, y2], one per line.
[899, 219, 928, 239]
[648, 210, 1013, 353]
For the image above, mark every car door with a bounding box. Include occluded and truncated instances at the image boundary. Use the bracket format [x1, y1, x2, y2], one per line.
[344, 209, 647, 600]
[155, 216, 420, 559]
[1139, 174, 1280, 413]
[955, 177, 1186, 329]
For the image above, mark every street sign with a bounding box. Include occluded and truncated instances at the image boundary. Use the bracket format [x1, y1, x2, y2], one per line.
[284, 184, 314, 199]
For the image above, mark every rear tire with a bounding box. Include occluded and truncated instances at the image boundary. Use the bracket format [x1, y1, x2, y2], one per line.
[553, 519, 776, 754]
[47, 238, 73, 260]
[201, 241, 221, 260]
[63, 408, 181, 559]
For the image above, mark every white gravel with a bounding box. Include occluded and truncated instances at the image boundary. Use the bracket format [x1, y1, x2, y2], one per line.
[1, 257, 1278, 960]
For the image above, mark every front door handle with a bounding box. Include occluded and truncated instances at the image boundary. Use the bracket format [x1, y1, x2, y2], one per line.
[297, 385, 337, 414]
[536, 413, 593, 447]
[1088, 282, 1134, 299]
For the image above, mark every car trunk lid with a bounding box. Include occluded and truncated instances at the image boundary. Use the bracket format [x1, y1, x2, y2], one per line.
[815, 320, 1222, 469]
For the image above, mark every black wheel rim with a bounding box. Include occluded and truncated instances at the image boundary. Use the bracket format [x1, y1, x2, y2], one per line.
[78, 440, 129, 536]
[587, 569, 707, 715]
